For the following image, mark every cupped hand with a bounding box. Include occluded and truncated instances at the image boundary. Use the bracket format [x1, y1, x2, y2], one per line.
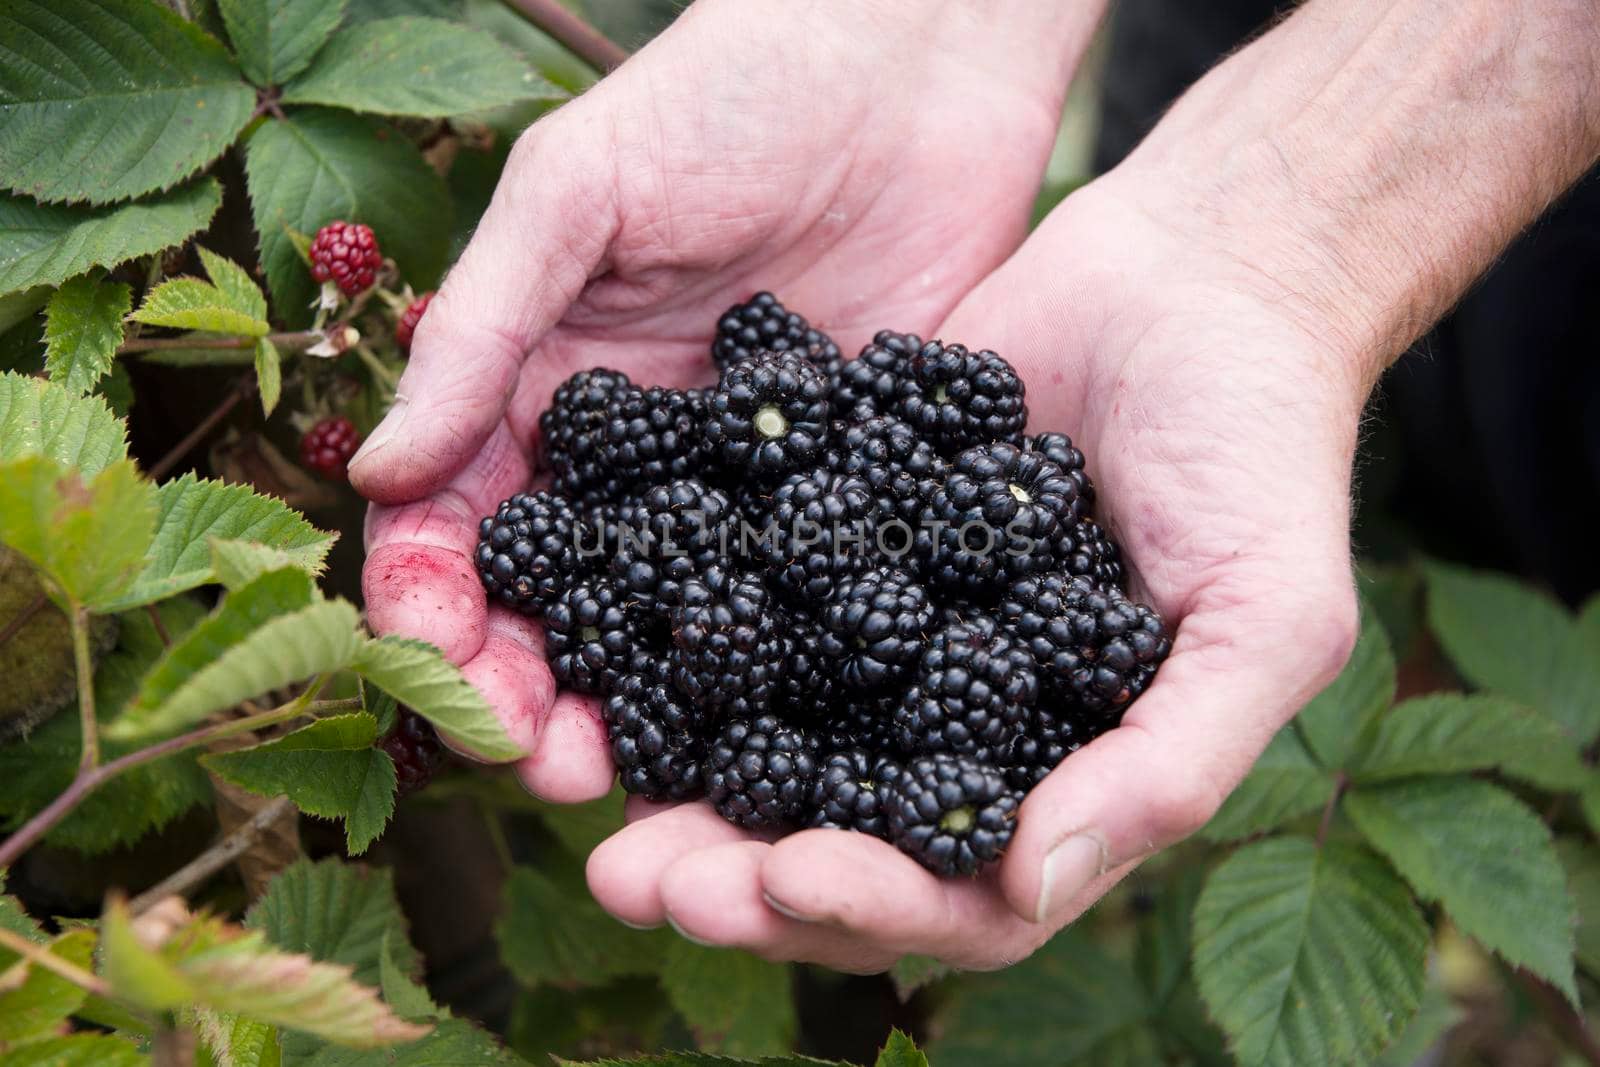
[349, 0, 1090, 794]
[584, 174, 1365, 971]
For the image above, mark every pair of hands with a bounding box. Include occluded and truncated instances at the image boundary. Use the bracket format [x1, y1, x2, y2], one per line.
[350, 0, 1361, 972]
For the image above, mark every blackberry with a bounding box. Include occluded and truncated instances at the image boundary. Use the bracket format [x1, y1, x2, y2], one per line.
[540, 368, 633, 499]
[706, 715, 819, 829]
[394, 290, 433, 352]
[609, 479, 736, 610]
[704, 351, 831, 480]
[544, 579, 651, 694]
[712, 291, 843, 384]
[818, 566, 933, 690]
[380, 710, 447, 798]
[926, 442, 1086, 595]
[809, 749, 903, 838]
[1003, 707, 1087, 791]
[309, 220, 383, 296]
[818, 695, 900, 753]
[833, 330, 920, 420]
[896, 341, 1026, 455]
[598, 386, 707, 488]
[825, 414, 945, 527]
[1023, 432, 1094, 514]
[885, 754, 1022, 876]
[299, 415, 361, 481]
[670, 571, 785, 716]
[998, 574, 1170, 716]
[775, 613, 841, 718]
[754, 468, 880, 601]
[475, 491, 586, 615]
[602, 672, 706, 801]
[1049, 517, 1124, 585]
[896, 618, 1038, 755]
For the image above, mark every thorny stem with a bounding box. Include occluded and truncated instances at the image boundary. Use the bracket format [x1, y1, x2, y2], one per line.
[146, 603, 172, 648]
[1315, 772, 1348, 847]
[498, 0, 629, 72]
[0, 687, 358, 869]
[0, 927, 113, 998]
[117, 330, 322, 354]
[129, 795, 298, 916]
[71, 605, 98, 773]
[0, 591, 47, 648]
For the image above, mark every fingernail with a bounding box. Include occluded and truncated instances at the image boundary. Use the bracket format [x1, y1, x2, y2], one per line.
[762, 891, 819, 924]
[349, 397, 408, 470]
[616, 916, 663, 932]
[1034, 834, 1106, 925]
[664, 914, 717, 948]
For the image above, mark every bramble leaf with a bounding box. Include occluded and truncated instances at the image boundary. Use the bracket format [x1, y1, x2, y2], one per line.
[660, 940, 797, 1058]
[0, 371, 127, 475]
[0, 1035, 145, 1066]
[1293, 610, 1394, 769]
[43, 275, 130, 395]
[874, 1031, 929, 1067]
[256, 337, 283, 416]
[351, 636, 524, 761]
[497, 863, 668, 990]
[220, 0, 346, 87]
[247, 859, 419, 989]
[131, 280, 269, 337]
[0, 928, 96, 1045]
[1201, 727, 1336, 842]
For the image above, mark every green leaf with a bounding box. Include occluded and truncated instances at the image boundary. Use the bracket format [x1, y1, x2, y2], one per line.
[243, 109, 449, 324]
[660, 940, 796, 1058]
[1201, 727, 1336, 842]
[0, 180, 223, 296]
[109, 590, 361, 743]
[203, 714, 396, 855]
[1293, 610, 1394, 769]
[211, 538, 320, 591]
[0, 371, 128, 476]
[1426, 561, 1600, 742]
[220, 0, 346, 87]
[1556, 837, 1600, 979]
[294, 1018, 527, 1066]
[874, 1031, 927, 1067]
[929, 929, 1155, 1067]
[131, 279, 270, 337]
[102, 474, 334, 612]
[1345, 776, 1577, 1002]
[1134, 866, 1205, 1008]
[0, 1035, 146, 1066]
[557, 1057, 837, 1067]
[195, 1010, 282, 1067]
[43, 275, 130, 395]
[1350, 693, 1592, 792]
[351, 636, 524, 761]
[248, 859, 419, 988]
[1191, 837, 1428, 1067]
[526, 783, 626, 859]
[0, 455, 156, 608]
[497, 864, 668, 989]
[380, 929, 442, 1022]
[256, 338, 283, 416]
[0, 0, 254, 204]
[0, 928, 96, 1045]
[887, 955, 951, 1003]
[101, 898, 430, 1048]
[282, 17, 558, 117]
[196, 247, 270, 322]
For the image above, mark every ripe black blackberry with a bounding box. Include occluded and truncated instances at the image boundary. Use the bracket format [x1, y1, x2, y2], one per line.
[999, 573, 1170, 716]
[712, 291, 842, 384]
[896, 618, 1038, 755]
[825, 414, 945, 528]
[818, 694, 900, 753]
[603, 671, 706, 801]
[544, 579, 651, 694]
[774, 613, 841, 718]
[670, 571, 785, 716]
[926, 441, 1086, 596]
[809, 749, 904, 838]
[1023, 432, 1094, 515]
[380, 710, 447, 798]
[599, 386, 707, 488]
[1048, 517, 1124, 585]
[833, 330, 920, 420]
[818, 566, 933, 690]
[475, 491, 586, 615]
[884, 754, 1022, 876]
[609, 479, 737, 610]
[706, 715, 819, 829]
[753, 468, 881, 601]
[540, 368, 633, 498]
[896, 341, 1026, 456]
[703, 351, 831, 480]
[1003, 706, 1087, 791]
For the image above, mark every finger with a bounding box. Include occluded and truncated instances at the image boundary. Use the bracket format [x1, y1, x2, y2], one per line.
[360, 421, 530, 664]
[759, 829, 1049, 970]
[514, 690, 614, 802]
[350, 114, 618, 503]
[586, 801, 747, 928]
[658, 840, 900, 974]
[1005, 563, 1360, 927]
[447, 608, 552, 760]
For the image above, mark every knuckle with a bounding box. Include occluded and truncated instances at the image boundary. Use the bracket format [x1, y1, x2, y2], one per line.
[1145, 769, 1227, 844]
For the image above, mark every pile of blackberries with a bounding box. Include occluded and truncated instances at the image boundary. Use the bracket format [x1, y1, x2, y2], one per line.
[475, 294, 1169, 876]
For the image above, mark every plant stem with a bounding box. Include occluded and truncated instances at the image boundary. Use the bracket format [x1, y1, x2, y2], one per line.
[0, 691, 358, 869]
[146, 603, 172, 648]
[0, 927, 113, 998]
[70, 604, 98, 774]
[1315, 772, 1348, 847]
[117, 330, 322, 354]
[146, 375, 255, 482]
[129, 795, 297, 916]
[498, 0, 628, 72]
[0, 591, 47, 648]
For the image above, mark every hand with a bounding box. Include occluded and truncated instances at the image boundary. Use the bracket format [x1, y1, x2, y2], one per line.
[583, 174, 1364, 971]
[349, 0, 1096, 795]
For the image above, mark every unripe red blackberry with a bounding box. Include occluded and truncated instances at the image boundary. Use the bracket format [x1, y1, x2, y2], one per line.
[300, 416, 361, 481]
[395, 291, 434, 351]
[309, 220, 383, 296]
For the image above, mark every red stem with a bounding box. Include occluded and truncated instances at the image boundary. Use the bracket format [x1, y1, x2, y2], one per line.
[499, 0, 629, 71]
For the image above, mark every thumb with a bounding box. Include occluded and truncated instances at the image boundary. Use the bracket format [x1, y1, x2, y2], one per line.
[350, 120, 617, 504]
